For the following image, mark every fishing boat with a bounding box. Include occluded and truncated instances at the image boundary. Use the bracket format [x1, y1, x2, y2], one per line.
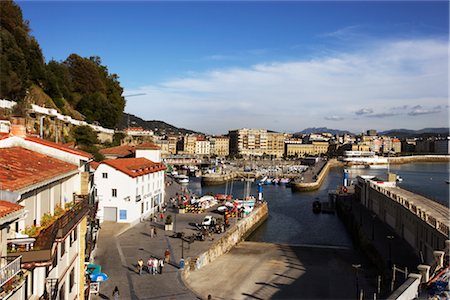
[279, 178, 290, 185]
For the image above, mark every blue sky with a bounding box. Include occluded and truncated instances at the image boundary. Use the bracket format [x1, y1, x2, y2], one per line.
[19, 1, 449, 134]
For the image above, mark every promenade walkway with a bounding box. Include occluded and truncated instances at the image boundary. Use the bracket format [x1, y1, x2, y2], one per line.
[91, 179, 236, 300]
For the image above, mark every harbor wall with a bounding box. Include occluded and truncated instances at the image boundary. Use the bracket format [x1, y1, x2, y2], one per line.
[182, 202, 268, 280]
[201, 173, 236, 185]
[389, 155, 450, 164]
[292, 159, 342, 192]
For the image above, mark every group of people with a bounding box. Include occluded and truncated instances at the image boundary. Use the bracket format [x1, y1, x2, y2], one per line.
[136, 249, 171, 275]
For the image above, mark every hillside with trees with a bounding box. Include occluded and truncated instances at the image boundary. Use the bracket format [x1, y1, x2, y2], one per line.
[0, 0, 125, 128]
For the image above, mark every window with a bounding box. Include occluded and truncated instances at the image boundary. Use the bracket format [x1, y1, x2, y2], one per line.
[73, 227, 77, 242]
[59, 283, 65, 300]
[102, 173, 108, 179]
[61, 239, 66, 258]
[112, 189, 117, 197]
[69, 268, 75, 292]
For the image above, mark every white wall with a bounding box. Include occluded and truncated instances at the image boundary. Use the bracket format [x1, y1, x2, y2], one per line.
[95, 164, 165, 224]
[135, 149, 161, 163]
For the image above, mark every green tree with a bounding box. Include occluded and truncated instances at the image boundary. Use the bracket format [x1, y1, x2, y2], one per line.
[72, 125, 98, 146]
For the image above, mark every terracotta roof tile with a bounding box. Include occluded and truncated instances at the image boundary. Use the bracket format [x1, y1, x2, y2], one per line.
[0, 147, 79, 191]
[0, 200, 24, 219]
[99, 145, 135, 157]
[90, 161, 100, 170]
[25, 136, 93, 159]
[102, 158, 165, 178]
[135, 142, 160, 150]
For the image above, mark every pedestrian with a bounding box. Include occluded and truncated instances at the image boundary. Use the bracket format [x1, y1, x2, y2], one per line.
[147, 257, 153, 274]
[152, 257, 158, 275]
[160, 212, 164, 221]
[154, 227, 158, 237]
[112, 286, 120, 300]
[153, 216, 157, 223]
[137, 258, 144, 275]
[150, 226, 154, 238]
[158, 258, 164, 274]
[164, 248, 171, 263]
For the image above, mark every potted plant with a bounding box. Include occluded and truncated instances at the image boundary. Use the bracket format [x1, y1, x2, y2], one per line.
[178, 204, 186, 214]
[165, 215, 173, 231]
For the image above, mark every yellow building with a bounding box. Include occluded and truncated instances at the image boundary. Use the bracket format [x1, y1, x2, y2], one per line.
[183, 134, 197, 154]
[285, 141, 329, 157]
[210, 136, 229, 157]
[267, 132, 288, 158]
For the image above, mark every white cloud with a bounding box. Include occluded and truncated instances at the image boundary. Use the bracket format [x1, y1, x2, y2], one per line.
[125, 38, 449, 134]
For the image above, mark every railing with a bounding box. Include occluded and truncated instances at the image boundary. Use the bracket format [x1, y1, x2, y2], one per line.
[0, 256, 21, 288]
[8, 195, 90, 264]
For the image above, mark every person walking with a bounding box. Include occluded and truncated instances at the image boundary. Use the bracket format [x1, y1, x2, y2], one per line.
[112, 286, 120, 300]
[152, 257, 158, 275]
[159, 258, 164, 274]
[147, 257, 153, 274]
[137, 258, 144, 275]
[164, 248, 171, 263]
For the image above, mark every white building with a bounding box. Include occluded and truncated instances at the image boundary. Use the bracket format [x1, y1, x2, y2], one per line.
[195, 138, 210, 156]
[0, 132, 93, 299]
[135, 142, 162, 163]
[94, 157, 165, 224]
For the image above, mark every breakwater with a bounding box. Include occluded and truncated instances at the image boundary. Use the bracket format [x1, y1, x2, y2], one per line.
[388, 155, 450, 164]
[182, 202, 268, 280]
[291, 159, 343, 192]
[201, 173, 236, 185]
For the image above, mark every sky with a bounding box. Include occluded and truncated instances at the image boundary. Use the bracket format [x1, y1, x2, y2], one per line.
[18, 1, 449, 135]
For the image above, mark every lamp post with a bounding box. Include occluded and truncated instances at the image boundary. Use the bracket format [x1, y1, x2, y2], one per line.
[387, 235, 394, 268]
[352, 264, 361, 300]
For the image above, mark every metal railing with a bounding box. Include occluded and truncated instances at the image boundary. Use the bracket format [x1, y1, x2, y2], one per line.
[0, 256, 21, 287]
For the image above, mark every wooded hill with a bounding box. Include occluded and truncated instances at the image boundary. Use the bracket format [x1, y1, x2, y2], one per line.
[0, 0, 125, 128]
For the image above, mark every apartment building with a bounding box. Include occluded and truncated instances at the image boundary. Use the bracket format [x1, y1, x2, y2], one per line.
[195, 137, 210, 156]
[228, 128, 268, 157]
[209, 136, 229, 157]
[266, 132, 287, 158]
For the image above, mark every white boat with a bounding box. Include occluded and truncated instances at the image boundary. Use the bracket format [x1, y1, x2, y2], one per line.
[396, 175, 403, 182]
[174, 174, 189, 184]
[280, 178, 290, 184]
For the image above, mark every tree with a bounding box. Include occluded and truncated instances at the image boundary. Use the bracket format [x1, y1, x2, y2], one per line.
[72, 125, 98, 146]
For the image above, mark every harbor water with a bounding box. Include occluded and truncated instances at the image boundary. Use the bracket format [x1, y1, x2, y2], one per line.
[188, 162, 449, 247]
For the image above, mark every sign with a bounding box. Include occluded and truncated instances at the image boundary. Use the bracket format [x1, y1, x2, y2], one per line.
[90, 273, 109, 282]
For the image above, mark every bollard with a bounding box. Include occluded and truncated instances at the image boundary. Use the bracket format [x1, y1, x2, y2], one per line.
[417, 264, 430, 283]
[433, 251, 445, 269]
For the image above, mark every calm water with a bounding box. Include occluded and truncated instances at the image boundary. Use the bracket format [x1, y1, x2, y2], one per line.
[188, 162, 449, 247]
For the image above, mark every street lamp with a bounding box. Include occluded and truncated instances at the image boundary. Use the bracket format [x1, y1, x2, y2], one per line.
[387, 235, 394, 268]
[352, 264, 361, 300]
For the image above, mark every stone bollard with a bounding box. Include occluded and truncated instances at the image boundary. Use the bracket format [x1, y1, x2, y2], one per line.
[433, 251, 445, 269]
[417, 264, 431, 283]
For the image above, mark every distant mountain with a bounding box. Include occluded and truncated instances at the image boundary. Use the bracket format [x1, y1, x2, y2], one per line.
[379, 128, 449, 138]
[120, 113, 202, 135]
[295, 127, 353, 135]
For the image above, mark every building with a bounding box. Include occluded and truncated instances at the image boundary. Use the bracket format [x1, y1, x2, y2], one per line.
[0, 201, 27, 299]
[124, 127, 154, 137]
[266, 132, 287, 158]
[94, 158, 165, 224]
[285, 141, 329, 157]
[99, 145, 135, 159]
[167, 136, 179, 155]
[367, 129, 377, 136]
[195, 137, 210, 156]
[434, 138, 450, 154]
[0, 132, 93, 300]
[182, 134, 197, 155]
[135, 142, 162, 163]
[228, 128, 268, 157]
[209, 136, 229, 157]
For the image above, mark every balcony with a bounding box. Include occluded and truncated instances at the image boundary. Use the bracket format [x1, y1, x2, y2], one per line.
[0, 256, 21, 288]
[136, 195, 142, 202]
[7, 196, 90, 266]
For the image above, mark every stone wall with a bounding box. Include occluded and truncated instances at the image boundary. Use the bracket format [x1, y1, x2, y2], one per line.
[389, 155, 450, 164]
[182, 202, 268, 280]
[292, 159, 342, 191]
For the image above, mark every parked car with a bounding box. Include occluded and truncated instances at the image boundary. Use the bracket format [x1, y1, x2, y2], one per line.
[201, 215, 216, 227]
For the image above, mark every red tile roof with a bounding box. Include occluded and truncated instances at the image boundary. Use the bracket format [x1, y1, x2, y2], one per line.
[102, 158, 165, 178]
[99, 145, 135, 157]
[0, 147, 79, 191]
[90, 161, 100, 170]
[135, 142, 160, 150]
[25, 136, 93, 159]
[0, 200, 24, 219]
